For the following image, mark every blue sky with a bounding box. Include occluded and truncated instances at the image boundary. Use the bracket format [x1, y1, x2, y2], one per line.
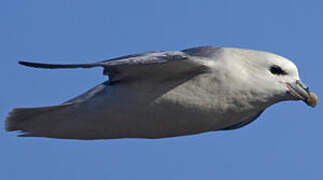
[1, 0, 322, 179]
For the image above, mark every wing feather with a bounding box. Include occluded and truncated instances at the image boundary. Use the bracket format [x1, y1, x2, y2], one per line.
[18, 48, 218, 84]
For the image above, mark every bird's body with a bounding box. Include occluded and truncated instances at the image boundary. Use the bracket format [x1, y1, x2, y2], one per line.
[6, 46, 317, 139]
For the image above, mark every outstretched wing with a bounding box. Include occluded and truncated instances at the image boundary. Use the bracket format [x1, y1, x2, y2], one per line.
[19, 47, 219, 84]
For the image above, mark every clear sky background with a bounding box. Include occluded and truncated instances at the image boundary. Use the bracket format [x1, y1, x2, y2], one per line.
[1, 0, 322, 179]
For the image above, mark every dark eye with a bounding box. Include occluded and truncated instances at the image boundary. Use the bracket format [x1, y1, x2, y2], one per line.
[269, 65, 287, 75]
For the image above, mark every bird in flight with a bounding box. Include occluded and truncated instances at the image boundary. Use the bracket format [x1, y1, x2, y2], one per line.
[6, 46, 317, 140]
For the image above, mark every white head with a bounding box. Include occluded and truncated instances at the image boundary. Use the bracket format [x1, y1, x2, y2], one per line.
[216, 48, 317, 109]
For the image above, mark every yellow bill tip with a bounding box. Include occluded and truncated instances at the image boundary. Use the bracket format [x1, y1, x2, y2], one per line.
[306, 92, 318, 108]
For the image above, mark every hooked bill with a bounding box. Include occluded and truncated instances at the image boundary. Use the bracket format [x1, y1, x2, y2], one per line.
[306, 92, 318, 108]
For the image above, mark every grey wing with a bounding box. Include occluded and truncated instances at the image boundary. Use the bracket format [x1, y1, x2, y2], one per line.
[18, 47, 219, 84]
[64, 48, 218, 104]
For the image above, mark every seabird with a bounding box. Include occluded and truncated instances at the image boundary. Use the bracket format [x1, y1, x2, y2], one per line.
[5, 46, 318, 139]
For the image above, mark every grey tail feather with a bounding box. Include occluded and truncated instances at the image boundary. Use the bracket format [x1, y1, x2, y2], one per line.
[19, 61, 103, 69]
[5, 104, 71, 132]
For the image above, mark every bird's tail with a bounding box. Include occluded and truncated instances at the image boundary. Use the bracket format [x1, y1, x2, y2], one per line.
[5, 104, 71, 135]
[19, 61, 103, 69]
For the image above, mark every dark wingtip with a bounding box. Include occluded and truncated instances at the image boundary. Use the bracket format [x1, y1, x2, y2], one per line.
[19, 61, 30, 66]
[18, 61, 102, 69]
[18, 61, 47, 68]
